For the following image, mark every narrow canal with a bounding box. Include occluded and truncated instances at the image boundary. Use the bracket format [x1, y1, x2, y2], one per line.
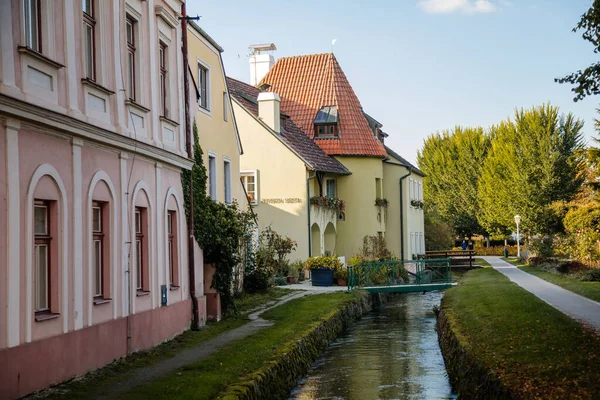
[290, 292, 455, 399]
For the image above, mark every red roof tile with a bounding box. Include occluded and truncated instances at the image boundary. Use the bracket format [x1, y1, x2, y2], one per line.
[259, 53, 387, 158]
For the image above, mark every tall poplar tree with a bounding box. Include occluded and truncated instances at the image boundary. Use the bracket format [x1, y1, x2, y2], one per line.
[418, 126, 491, 237]
[478, 104, 585, 236]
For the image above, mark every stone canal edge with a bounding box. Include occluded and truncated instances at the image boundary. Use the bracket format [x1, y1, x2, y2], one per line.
[220, 291, 389, 400]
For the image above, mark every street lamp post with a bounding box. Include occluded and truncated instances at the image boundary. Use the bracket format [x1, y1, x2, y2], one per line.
[514, 215, 521, 259]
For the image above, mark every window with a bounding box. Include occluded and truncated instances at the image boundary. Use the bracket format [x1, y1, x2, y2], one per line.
[208, 154, 217, 200]
[420, 232, 425, 255]
[92, 203, 104, 297]
[167, 211, 178, 287]
[126, 16, 136, 101]
[159, 42, 168, 117]
[224, 159, 232, 204]
[135, 207, 148, 292]
[411, 232, 415, 258]
[326, 179, 336, 198]
[198, 64, 209, 110]
[314, 124, 337, 138]
[34, 201, 50, 312]
[23, 0, 41, 52]
[83, 0, 96, 80]
[223, 92, 228, 121]
[409, 178, 414, 201]
[241, 171, 257, 205]
[418, 181, 423, 202]
[375, 178, 382, 199]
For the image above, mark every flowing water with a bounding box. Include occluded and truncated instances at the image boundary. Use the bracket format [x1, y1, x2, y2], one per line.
[290, 292, 455, 400]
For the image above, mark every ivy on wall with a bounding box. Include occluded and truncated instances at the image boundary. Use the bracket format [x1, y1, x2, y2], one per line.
[182, 122, 254, 313]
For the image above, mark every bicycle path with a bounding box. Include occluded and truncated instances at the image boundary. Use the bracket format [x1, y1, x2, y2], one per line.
[482, 256, 600, 331]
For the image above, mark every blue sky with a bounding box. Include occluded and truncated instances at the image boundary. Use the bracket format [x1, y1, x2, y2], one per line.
[188, 0, 598, 164]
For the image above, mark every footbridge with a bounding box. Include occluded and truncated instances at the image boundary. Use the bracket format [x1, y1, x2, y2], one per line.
[348, 259, 457, 293]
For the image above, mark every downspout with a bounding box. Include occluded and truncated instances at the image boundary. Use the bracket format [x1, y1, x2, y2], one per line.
[181, 4, 200, 330]
[307, 171, 317, 257]
[399, 167, 412, 260]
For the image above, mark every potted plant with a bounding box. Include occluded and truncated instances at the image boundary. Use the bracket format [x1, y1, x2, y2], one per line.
[334, 268, 348, 286]
[305, 255, 343, 286]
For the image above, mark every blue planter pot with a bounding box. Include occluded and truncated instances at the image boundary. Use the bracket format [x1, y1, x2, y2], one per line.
[311, 268, 334, 286]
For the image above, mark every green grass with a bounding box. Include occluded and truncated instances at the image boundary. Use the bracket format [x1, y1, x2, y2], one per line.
[444, 268, 600, 399]
[39, 288, 293, 399]
[474, 257, 491, 267]
[123, 291, 363, 400]
[502, 258, 600, 303]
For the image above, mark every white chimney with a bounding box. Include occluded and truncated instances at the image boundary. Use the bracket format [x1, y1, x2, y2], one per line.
[257, 92, 281, 133]
[249, 43, 276, 86]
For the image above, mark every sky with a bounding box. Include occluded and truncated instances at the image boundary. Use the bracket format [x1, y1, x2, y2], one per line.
[187, 0, 598, 164]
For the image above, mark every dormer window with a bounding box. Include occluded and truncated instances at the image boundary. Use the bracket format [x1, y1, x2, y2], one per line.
[313, 106, 338, 139]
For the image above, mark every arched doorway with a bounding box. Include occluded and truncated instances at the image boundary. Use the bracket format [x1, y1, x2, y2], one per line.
[324, 222, 336, 256]
[311, 223, 321, 256]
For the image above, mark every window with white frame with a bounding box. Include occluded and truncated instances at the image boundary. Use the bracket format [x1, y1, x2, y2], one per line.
[34, 200, 50, 312]
[223, 92, 228, 121]
[224, 159, 232, 204]
[159, 41, 168, 117]
[23, 0, 41, 52]
[135, 207, 149, 292]
[126, 15, 137, 101]
[83, 0, 96, 81]
[167, 210, 179, 287]
[409, 178, 413, 201]
[420, 232, 425, 255]
[241, 171, 258, 205]
[410, 232, 415, 258]
[92, 202, 104, 298]
[418, 181, 422, 201]
[198, 63, 209, 110]
[208, 154, 217, 200]
[326, 178, 336, 198]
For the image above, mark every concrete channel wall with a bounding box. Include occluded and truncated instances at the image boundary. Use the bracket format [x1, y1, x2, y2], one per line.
[220, 291, 388, 400]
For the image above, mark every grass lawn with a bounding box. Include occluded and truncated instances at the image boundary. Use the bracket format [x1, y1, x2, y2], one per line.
[502, 258, 600, 303]
[443, 268, 600, 399]
[122, 291, 363, 400]
[474, 257, 491, 267]
[38, 287, 292, 399]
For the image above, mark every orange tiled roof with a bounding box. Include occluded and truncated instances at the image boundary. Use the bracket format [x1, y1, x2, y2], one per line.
[259, 53, 387, 158]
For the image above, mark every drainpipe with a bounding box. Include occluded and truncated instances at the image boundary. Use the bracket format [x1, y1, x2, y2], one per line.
[181, 3, 200, 330]
[307, 171, 317, 257]
[399, 167, 412, 260]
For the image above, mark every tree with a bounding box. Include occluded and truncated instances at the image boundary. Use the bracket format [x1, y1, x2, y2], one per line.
[424, 205, 455, 251]
[478, 104, 585, 236]
[555, 1, 600, 102]
[417, 126, 491, 237]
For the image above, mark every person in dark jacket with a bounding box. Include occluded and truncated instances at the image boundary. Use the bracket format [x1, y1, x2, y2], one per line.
[461, 240, 467, 250]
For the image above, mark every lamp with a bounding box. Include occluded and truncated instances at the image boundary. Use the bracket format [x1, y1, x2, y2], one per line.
[514, 215, 521, 258]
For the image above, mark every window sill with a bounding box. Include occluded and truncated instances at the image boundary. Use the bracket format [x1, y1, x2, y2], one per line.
[160, 115, 179, 127]
[169, 285, 180, 291]
[125, 100, 151, 113]
[93, 297, 112, 305]
[198, 105, 212, 117]
[35, 312, 60, 322]
[136, 290, 151, 297]
[82, 78, 115, 95]
[18, 46, 65, 69]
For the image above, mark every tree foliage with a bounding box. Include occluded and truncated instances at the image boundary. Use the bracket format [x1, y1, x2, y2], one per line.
[555, 1, 600, 101]
[182, 122, 254, 313]
[417, 126, 491, 237]
[424, 205, 455, 251]
[478, 104, 585, 236]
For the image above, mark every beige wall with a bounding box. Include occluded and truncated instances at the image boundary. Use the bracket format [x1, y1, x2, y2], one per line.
[334, 156, 385, 258]
[187, 27, 242, 205]
[234, 101, 309, 262]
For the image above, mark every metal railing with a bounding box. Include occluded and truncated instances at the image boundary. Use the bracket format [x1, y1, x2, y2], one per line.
[348, 259, 452, 290]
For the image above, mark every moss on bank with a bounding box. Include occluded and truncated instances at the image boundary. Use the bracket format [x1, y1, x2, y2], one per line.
[438, 268, 600, 399]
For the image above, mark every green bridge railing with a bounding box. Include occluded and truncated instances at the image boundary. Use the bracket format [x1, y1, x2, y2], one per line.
[348, 258, 452, 290]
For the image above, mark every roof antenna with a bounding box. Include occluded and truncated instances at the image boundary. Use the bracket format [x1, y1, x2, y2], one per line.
[331, 39, 337, 54]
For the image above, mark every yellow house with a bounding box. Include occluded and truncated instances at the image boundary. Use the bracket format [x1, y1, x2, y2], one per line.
[258, 52, 426, 260]
[187, 22, 243, 205]
[227, 76, 350, 262]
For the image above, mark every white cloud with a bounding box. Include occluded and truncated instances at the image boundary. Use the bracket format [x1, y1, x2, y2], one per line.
[417, 0, 498, 14]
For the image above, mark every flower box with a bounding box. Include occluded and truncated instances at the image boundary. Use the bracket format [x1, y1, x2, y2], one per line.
[311, 268, 334, 286]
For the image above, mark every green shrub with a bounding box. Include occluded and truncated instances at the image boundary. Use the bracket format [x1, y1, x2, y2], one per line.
[580, 268, 600, 282]
[274, 276, 288, 286]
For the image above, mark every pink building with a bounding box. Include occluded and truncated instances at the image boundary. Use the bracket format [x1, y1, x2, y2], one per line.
[0, 1, 207, 398]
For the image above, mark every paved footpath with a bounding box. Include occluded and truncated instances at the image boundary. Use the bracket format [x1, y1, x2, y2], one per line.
[483, 256, 600, 331]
